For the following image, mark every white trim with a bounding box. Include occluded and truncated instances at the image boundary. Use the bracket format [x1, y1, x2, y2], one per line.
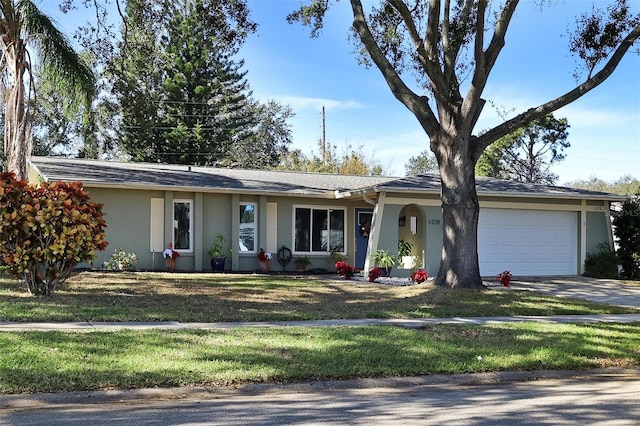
[173, 199, 193, 252]
[292, 204, 347, 255]
[580, 201, 587, 275]
[480, 200, 608, 212]
[364, 193, 386, 273]
[239, 202, 258, 253]
[266, 202, 277, 254]
[150, 198, 164, 252]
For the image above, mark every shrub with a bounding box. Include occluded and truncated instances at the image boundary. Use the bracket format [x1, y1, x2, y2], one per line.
[613, 197, 640, 279]
[583, 243, 619, 278]
[0, 173, 108, 296]
[104, 249, 138, 270]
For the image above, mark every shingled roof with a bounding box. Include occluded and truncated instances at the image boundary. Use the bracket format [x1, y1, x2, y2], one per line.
[29, 156, 625, 201]
[355, 173, 627, 200]
[29, 156, 396, 198]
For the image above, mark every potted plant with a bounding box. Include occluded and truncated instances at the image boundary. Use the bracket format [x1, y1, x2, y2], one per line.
[498, 270, 513, 287]
[257, 248, 272, 272]
[398, 239, 415, 269]
[329, 247, 345, 263]
[208, 233, 229, 272]
[370, 249, 399, 277]
[410, 269, 428, 284]
[294, 255, 311, 272]
[335, 261, 356, 279]
[162, 243, 180, 272]
[368, 267, 382, 282]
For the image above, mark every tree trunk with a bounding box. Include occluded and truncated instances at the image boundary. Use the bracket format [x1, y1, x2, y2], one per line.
[4, 42, 30, 181]
[434, 135, 485, 289]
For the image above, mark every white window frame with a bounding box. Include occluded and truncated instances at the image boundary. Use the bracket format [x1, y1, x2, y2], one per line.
[292, 205, 347, 255]
[239, 202, 258, 253]
[173, 199, 193, 252]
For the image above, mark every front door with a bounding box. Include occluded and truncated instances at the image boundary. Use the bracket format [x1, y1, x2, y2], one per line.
[354, 208, 373, 269]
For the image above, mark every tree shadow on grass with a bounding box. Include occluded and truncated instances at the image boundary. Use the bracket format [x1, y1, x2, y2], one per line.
[2, 323, 639, 395]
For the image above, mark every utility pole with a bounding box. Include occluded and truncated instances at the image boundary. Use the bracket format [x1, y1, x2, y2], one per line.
[321, 106, 326, 166]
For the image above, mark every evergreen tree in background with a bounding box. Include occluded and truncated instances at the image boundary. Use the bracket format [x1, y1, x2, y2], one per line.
[567, 175, 640, 196]
[111, 0, 259, 166]
[229, 100, 294, 169]
[404, 149, 438, 176]
[277, 141, 386, 176]
[476, 114, 570, 185]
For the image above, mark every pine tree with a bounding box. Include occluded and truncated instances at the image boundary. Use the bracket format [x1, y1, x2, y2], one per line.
[112, 0, 257, 165]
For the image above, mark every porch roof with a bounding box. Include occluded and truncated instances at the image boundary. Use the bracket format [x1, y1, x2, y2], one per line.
[335, 173, 627, 202]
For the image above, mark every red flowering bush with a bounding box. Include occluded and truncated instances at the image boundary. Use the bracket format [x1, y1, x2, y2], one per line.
[335, 261, 356, 278]
[498, 271, 512, 286]
[368, 267, 381, 282]
[410, 269, 428, 284]
[335, 260, 347, 274]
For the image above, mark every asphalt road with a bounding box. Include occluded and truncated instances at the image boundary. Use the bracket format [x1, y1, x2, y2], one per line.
[2, 369, 639, 425]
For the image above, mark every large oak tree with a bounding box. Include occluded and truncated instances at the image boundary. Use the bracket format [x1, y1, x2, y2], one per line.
[289, 0, 640, 289]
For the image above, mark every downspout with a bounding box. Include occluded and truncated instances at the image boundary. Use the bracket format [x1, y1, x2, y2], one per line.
[362, 193, 376, 205]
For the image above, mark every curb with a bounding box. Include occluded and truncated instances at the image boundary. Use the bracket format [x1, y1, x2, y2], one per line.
[2, 368, 638, 411]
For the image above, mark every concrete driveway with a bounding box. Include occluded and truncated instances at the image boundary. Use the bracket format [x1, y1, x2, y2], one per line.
[506, 276, 640, 309]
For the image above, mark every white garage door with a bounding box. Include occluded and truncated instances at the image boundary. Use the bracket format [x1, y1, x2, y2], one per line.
[478, 209, 578, 276]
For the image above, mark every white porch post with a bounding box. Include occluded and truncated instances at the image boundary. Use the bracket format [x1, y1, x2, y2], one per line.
[364, 192, 386, 273]
[580, 201, 587, 275]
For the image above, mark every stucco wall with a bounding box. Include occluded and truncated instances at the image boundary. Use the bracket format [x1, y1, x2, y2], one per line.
[424, 206, 444, 277]
[77, 184, 613, 277]
[84, 187, 165, 270]
[586, 211, 611, 254]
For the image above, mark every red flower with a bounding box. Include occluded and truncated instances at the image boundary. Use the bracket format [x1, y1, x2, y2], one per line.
[498, 271, 512, 286]
[410, 269, 428, 284]
[258, 250, 267, 261]
[368, 267, 381, 282]
[335, 261, 355, 278]
[163, 243, 180, 260]
[335, 261, 347, 274]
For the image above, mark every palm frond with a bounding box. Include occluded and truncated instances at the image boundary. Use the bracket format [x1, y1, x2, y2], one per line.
[18, 0, 95, 109]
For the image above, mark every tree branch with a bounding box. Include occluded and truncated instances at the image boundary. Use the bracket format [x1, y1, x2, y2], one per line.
[475, 22, 640, 153]
[464, 0, 518, 129]
[350, 0, 438, 134]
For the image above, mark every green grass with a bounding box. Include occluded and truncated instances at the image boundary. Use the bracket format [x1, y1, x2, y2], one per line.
[0, 272, 637, 322]
[1, 272, 639, 394]
[1, 322, 639, 394]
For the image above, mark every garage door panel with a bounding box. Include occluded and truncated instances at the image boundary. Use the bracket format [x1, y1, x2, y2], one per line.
[478, 209, 577, 276]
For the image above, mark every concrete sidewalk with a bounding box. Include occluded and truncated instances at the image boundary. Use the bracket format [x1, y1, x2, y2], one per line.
[2, 313, 640, 332]
[1, 276, 639, 332]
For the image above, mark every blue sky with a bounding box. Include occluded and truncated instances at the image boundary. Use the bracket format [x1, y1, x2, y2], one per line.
[44, 0, 639, 183]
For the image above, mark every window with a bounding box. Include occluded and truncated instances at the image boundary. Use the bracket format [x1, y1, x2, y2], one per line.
[294, 206, 345, 253]
[239, 202, 256, 252]
[173, 200, 192, 251]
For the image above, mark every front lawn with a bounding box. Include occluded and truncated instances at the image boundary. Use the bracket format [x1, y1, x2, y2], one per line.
[1, 322, 639, 394]
[2, 272, 639, 395]
[0, 272, 637, 322]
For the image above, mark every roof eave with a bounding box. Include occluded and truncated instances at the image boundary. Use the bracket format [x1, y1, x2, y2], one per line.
[336, 186, 627, 202]
[71, 182, 336, 198]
